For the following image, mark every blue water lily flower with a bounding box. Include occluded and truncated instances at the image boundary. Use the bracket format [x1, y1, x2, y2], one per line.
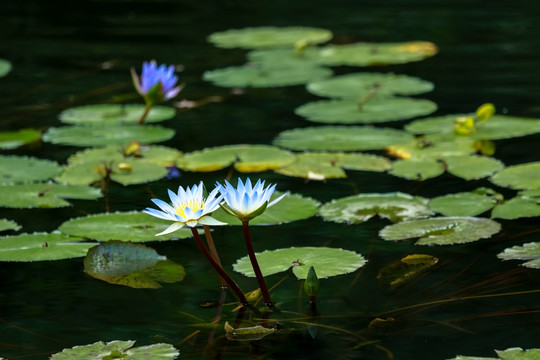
[131, 60, 182, 104]
[217, 178, 287, 221]
[143, 182, 226, 236]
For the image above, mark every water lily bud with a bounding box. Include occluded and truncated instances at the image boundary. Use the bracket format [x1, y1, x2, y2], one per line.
[476, 103, 495, 122]
[118, 163, 132, 172]
[454, 116, 476, 136]
[304, 265, 320, 299]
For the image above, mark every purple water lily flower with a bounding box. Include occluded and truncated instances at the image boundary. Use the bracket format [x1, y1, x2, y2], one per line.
[131, 60, 182, 103]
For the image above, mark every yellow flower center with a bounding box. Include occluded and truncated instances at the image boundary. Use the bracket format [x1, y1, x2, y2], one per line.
[175, 200, 204, 219]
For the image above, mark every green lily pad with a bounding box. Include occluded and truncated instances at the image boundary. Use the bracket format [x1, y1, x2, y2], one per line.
[443, 155, 505, 180]
[179, 144, 295, 172]
[429, 191, 499, 217]
[0, 59, 12, 77]
[405, 114, 540, 140]
[0, 232, 95, 262]
[379, 217, 501, 245]
[377, 254, 438, 288]
[58, 211, 194, 242]
[247, 47, 322, 68]
[59, 104, 176, 125]
[273, 126, 414, 151]
[233, 246, 366, 279]
[0, 183, 102, 208]
[212, 192, 320, 226]
[386, 134, 476, 160]
[84, 241, 185, 288]
[0, 218, 21, 232]
[319, 192, 433, 224]
[498, 243, 540, 269]
[0, 129, 41, 149]
[389, 158, 445, 180]
[295, 97, 437, 124]
[318, 41, 439, 67]
[43, 125, 175, 147]
[448, 347, 540, 360]
[490, 162, 540, 190]
[50, 340, 179, 360]
[203, 64, 333, 88]
[492, 191, 540, 219]
[208, 26, 333, 49]
[224, 321, 277, 342]
[66, 145, 182, 167]
[0, 155, 63, 184]
[306, 72, 434, 99]
[275, 152, 392, 180]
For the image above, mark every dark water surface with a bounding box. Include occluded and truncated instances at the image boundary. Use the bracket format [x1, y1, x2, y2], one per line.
[1, 1, 540, 359]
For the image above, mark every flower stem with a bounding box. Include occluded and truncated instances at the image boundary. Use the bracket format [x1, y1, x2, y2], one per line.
[190, 227, 248, 306]
[137, 103, 152, 125]
[242, 221, 272, 307]
[203, 225, 227, 288]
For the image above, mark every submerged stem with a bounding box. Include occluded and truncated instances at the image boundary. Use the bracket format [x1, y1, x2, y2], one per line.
[203, 225, 227, 288]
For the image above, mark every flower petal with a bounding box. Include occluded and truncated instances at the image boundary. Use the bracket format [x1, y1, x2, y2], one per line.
[156, 222, 184, 236]
[199, 215, 228, 226]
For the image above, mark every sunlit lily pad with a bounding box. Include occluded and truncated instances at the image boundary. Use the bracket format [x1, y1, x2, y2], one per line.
[319, 192, 433, 224]
[212, 192, 320, 225]
[386, 134, 476, 160]
[389, 158, 445, 180]
[306, 72, 434, 99]
[208, 26, 332, 49]
[0, 218, 21, 232]
[0, 59, 11, 77]
[377, 254, 438, 288]
[429, 191, 499, 217]
[273, 126, 413, 151]
[443, 155, 504, 180]
[203, 64, 333, 88]
[58, 211, 193, 242]
[448, 347, 540, 360]
[492, 191, 540, 219]
[50, 340, 179, 360]
[0, 155, 63, 184]
[224, 321, 277, 342]
[295, 97, 437, 124]
[497, 242, 540, 269]
[59, 104, 176, 125]
[66, 145, 182, 167]
[233, 246, 367, 279]
[379, 217, 501, 245]
[84, 241, 185, 288]
[490, 162, 540, 190]
[179, 145, 295, 172]
[275, 152, 392, 180]
[43, 125, 175, 147]
[0, 183, 102, 208]
[405, 114, 540, 140]
[0, 129, 41, 149]
[0, 232, 95, 262]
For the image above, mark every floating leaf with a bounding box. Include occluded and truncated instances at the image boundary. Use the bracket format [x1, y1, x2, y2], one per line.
[59, 104, 176, 125]
[0, 155, 63, 184]
[58, 211, 194, 242]
[306, 72, 434, 99]
[386, 134, 476, 160]
[273, 126, 413, 151]
[0, 58, 11, 77]
[448, 347, 540, 360]
[247, 47, 322, 68]
[275, 152, 392, 180]
[295, 97, 437, 124]
[443, 155, 504, 180]
[224, 321, 277, 341]
[0, 129, 41, 149]
[492, 191, 540, 219]
[377, 254, 438, 288]
[319, 192, 433, 224]
[84, 241, 185, 288]
[379, 217, 501, 245]
[389, 158, 445, 180]
[0, 232, 94, 262]
[0, 183, 102, 208]
[0, 218, 21, 232]
[498, 243, 540, 269]
[429, 191, 498, 217]
[50, 340, 179, 360]
[233, 246, 367, 279]
[208, 26, 332, 49]
[66, 145, 182, 167]
[43, 125, 175, 147]
[179, 145, 295, 172]
[490, 162, 540, 190]
[203, 64, 332, 88]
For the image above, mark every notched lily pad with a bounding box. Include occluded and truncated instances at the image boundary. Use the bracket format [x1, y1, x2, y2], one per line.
[0, 129, 41, 149]
[233, 246, 367, 279]
[0, 183, 102, 208]
[0, 155, 63, 184]
[492, 191, 540, 220]
[490, 162, 540, 190]
[0, 218, 21, 232]
[59, 104, 176, 125]
[497, 242, 540, 269]
[50, 340, 179, 360]
[319, 192, 433, 224]
[379, 217, 501, 245]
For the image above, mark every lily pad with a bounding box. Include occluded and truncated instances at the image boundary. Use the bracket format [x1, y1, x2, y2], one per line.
[429, 191, 499, 217]
[224, 321, 277, 342]
[0, 58, 11, 77]
[0, 129, 41, 149]
[498, 243, 540, 269]
[43, 125, 175, 147]
[295, 97, 437, 124]
[212, 192, 320, 226]
[386, 134, 476, 160]
[0, 155, 63, 184]
[203, 64, 333, 88]
[0, 232, 95, 262]
[50, 340, 179, 360]
[0, 218, 21, 232]
[389, 158, 445, 180]
[84, 241, 185, 288]
[319, 192, 433, 224]
[448, 347, 540, 360]
[275, 152, 392, 180]
[179, 144, 295, 172]
[492, 191, 540, 219]
[0, 183, 102, 208]
[273, 126, 414, 151]
[233, 246, 367, 279]
[443, 155, 505, 180]
[58, 211, 194, 242]
[208, 26, 332, 49]
[247, 47, 322, 68]
[59, 104, 176, 125]
[306, 72, 434, 99]
[490, 162, 540, 190]
[66, 145, 182, 167]
[377, 254, 438, 288]
[379, 217, 501, 245]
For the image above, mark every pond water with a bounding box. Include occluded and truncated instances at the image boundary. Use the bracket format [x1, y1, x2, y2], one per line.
[1, 1, 540, 359]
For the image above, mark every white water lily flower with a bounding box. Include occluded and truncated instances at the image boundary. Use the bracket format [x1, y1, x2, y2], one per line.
[217, 178, 287, 221]
[143, 182, 226, 236]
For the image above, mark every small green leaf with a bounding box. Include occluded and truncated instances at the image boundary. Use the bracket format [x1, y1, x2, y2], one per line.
[0, 183, 102, 208]
[224, 321, 277, 341]
[0, 58, 12, 77]
[377, 254, 438, 288]
[0, 218, 21, 232]
[0, 155, 63, 184]
[59, 104, 176, 125]
[490, 162, 540, 190]
[0, 129, 41, 149]
[498, 242, 540, 269]
[492, 192, 540, 219]
[389, 158, 445, 180]
[50, 340, 179, 360]
[443, 155, 504, 180]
